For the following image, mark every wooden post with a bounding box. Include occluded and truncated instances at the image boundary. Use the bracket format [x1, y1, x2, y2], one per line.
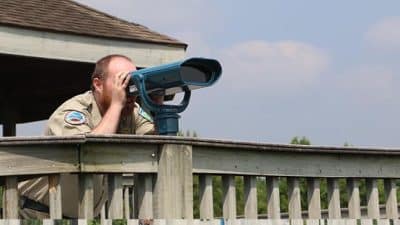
[4, 176, 19, 219]
[153, 144, 193, 219]
[307, 178, 321, 219]
[266, 176, 280, 219]
[384, 179, 398, 219]
[288, 177, 302, 219]
[108, 173, 123, 219]
[49, 174, 62, 219]
[100, 205, 106, 224]
[124, 186, 130, 219]
[79, 174, 94, 219]
[222, 175, 236, 219]
[366, 178, 380, 219]
[347, 178, 361, 219]
[199, 174, 213, 219]
[134, 174, 153, 219]
[327, 178, 341, 219]
[244, 176, 257, 219]
[3, 122, 16, 137]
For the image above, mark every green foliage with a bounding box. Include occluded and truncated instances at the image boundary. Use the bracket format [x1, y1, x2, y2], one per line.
[290, 136, 311, 145]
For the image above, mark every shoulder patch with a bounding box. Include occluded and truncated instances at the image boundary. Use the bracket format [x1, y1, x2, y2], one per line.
[64, 111, 86, 125]
[138, 108, 153, 122]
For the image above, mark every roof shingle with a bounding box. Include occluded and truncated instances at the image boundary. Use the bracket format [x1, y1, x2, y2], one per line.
[0, 0, 187, 48]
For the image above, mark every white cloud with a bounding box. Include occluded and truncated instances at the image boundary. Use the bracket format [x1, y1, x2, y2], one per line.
[365, 17, 400, 51]
[337, 65, 395, 104]
[218, 40, 329, 94]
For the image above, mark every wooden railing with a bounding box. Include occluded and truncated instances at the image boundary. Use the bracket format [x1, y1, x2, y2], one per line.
[1, 135, 400, 224]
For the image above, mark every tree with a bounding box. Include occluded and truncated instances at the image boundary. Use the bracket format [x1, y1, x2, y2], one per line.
[290, 136, 311, 145]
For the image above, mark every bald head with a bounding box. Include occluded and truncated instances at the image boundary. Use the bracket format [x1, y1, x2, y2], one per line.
[91, 54, 135, 90]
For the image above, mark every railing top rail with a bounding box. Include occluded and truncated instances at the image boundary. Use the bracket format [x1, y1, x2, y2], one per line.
[0, 134, 399, 155]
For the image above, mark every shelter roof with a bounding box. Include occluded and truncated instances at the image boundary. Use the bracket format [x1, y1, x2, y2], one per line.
[0, 0, 187, 48]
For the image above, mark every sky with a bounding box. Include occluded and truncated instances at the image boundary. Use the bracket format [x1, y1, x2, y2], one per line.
[11, 1, 400, 147]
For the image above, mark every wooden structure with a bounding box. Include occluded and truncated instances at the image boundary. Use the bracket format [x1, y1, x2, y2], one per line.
[0, 0, 187, 136]
[1, 135, 400, 224]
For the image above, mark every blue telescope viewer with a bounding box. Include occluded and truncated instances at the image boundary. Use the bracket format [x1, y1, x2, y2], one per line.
[129, 57, 222, 136]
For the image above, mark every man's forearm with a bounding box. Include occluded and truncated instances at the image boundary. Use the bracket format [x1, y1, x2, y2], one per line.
[91, 103, 123, 134]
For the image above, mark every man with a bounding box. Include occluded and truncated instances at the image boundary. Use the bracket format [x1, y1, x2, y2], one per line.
[19, 54, 158, 218]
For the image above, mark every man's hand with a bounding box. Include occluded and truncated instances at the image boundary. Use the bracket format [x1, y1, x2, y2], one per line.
[110, 71, 130, 108]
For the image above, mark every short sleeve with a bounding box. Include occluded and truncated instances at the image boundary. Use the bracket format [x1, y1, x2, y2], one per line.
[134, 107, 155, 135]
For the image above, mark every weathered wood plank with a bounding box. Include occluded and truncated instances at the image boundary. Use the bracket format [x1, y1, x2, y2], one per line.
[266, 176, 280, 219]
[153, 144, 193, 219]
[366, 178, 380, 219]
[0, 145, 79, 176]
[79, 174, 94, 219]
[193, 146, 400, 178]
[307, 178, 321, 219]
[4, 176, 19, 219]
[80, 143, 158, 173]
[135, 174, 153, 219]
[108, 173, 123, 219]
[199, 174, 213, 219]
[222, 175, 237, 219]
[49, 174, 62, 219]
[384, 179, 398, 219]
[347, 178, 361, 219]
[288, 177, 302, 219]
[244, 176, 257, 219]
[327, 178, 341, 219]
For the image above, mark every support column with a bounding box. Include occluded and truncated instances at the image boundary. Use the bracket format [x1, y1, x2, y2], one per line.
[153, 144, 193, 219]
[266, 177, 280, 219]
[3, 122, 16, 136]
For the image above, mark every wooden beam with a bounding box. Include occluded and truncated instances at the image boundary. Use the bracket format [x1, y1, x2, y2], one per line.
[0, 25, 186, 68]
[0, 145, 79, 176]
[193, 146, 400, 178]
[80, 143, 158, 173]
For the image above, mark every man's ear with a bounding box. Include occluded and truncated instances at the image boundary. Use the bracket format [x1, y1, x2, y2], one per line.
[93, 77, 103, 92]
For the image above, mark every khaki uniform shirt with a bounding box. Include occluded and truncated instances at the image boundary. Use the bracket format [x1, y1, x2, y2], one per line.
[19, 91, 155, 218]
